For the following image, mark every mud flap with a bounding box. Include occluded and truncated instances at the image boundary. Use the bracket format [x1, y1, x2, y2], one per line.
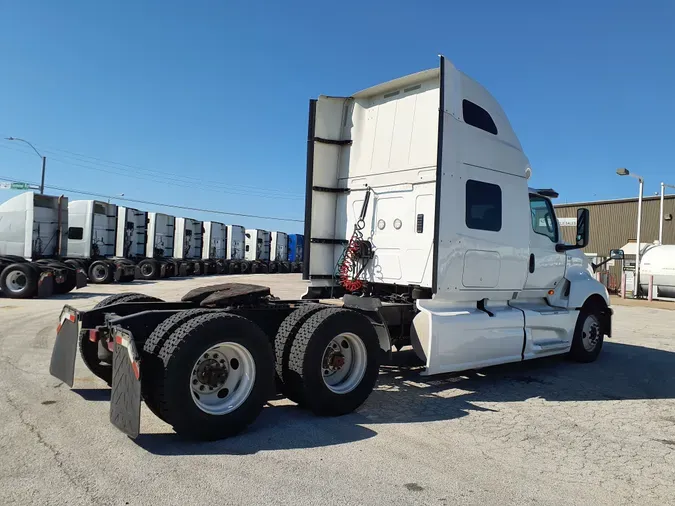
[49, 306, 79, 387]
[37, 272, 55, 298]
[110, 330, 142, 439]
[113, 267, 123, 282]
[75, 269, 88, 289]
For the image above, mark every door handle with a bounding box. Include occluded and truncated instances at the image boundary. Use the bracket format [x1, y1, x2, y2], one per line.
[529, 254, 535, 273]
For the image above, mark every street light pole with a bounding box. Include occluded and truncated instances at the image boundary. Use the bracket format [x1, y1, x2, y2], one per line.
[659, 182, 675, 244]
[4, 137, 46, 194]
[40, 156, 46, 194]
[617, 168, 644, 297]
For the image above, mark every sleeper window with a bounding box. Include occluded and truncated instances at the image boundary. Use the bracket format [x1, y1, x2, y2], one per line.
[68, 227, 84, 240]
[466, 180, 502, 232]
[462, 100, 498, 135]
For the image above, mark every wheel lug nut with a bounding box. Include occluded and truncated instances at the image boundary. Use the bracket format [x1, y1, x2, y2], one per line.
[203, 353, 209, 359]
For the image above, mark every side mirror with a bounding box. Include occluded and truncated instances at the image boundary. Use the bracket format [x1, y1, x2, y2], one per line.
[575, 208, 589, 248]
[556, 208, 590, 252]
[610, 249, 625, 260]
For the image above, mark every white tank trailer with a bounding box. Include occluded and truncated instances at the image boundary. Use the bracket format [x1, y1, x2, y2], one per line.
[174, 217, 205, 276]
[0, 192, 87, 298]
[269, 231, 290, 273]
[245, 228, 271, 273]
[640, 244, 675, 298]
[65, 200, 137, 284]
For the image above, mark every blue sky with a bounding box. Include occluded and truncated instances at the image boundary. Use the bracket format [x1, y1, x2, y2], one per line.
[1, 1, 673, 233]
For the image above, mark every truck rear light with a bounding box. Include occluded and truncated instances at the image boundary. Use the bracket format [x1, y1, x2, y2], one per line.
[89, 329, 99, 343]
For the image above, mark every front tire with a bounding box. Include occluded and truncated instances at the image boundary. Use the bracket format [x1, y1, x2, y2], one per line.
[156, 313, 274, 440]
[569, 309, 604, 363]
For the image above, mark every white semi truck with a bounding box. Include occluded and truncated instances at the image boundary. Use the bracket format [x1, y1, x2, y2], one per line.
[269, 231, 290, 273]
[174, 217, 205, 276]
[50, 56, 611, 441]
[141, 211, 180, 278]
[226, 224, 249, 273]
[202, 221, 229, 274]
[65, 200, 137, 283]
[0, 192, 87, 298]
[245, 228, 271, 273]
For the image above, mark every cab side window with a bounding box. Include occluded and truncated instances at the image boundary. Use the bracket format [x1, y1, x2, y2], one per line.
[529, 195, 558, 242]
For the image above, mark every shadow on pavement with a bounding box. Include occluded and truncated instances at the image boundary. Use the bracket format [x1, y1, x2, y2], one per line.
[126, 341, 675, 455]
[72, 388, 111, 401]
[49, 292, 114, 300]
[134, 406, 377, 455]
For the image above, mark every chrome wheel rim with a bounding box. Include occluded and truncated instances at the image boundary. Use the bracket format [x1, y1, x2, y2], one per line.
[189, 342, 256, 415]
[5, 270, 27, 293]
[92, 264, 107, 281]
[581, 314, 601, 352]
[321, 332, 367, 394]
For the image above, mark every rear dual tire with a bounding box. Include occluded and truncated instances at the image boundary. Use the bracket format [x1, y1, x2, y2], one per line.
[276, 307, 380, 416]
[150, 313, 274, 440]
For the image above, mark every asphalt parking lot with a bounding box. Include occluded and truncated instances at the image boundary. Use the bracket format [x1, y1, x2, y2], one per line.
[1, 274, 674, 505]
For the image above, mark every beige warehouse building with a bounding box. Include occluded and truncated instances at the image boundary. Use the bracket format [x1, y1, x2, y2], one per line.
[554, 195, 675, 290]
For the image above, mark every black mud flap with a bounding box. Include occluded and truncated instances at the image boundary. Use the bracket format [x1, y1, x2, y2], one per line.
[49, 306, 79, 387]
[160, 263, 167, 277]
[110, 329, 142, 439]
[179, 263, 189, 277]
[75, 269, 88, 289]
[113, 267, 123, 282]
[37, 272, 55, 298]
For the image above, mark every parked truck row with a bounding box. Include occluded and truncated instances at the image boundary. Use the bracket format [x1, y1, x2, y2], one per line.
[0, 192, 304, 298]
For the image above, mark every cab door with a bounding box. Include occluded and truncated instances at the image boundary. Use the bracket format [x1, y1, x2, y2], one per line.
[523, 195, 566, 292]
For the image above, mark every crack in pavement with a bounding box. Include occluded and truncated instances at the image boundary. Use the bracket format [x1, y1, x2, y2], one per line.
[3, 392, 97, 505]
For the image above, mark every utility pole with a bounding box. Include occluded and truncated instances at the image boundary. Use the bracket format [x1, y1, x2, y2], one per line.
[40, 156, 46, 194]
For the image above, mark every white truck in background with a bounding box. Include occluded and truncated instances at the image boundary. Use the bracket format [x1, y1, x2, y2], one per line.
[50, 55, 612, 442]
[225, 224, 249, 273]
[0, 192, 87, 298]
[245, 228, 271, 273]
[141, 211, 180, 279]
[174, 217, 205, 276]
[269, 231, 290, 273]
[202, 221, 229, 274]
[65, 200, 137, 283]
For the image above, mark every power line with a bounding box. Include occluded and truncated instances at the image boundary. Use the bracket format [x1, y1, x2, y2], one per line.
[0, 174, 304, 223]
[42, 144, 305, 196]
[0, 142, 304, 200]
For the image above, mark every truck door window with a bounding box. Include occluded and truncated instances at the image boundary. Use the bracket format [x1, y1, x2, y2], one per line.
[529, 196, 558, 242]
[465, 180, 502, 232]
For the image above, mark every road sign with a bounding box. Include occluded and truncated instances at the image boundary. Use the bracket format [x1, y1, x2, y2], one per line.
[0, 181, 40, 190]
